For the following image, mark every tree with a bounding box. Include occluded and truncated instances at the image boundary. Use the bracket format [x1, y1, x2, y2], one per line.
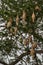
[0, 0, 43, 65]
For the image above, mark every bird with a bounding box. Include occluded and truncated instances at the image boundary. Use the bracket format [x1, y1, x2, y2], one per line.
[35, 5, 41, 11]
[30, 48, 35, 56]
[6, 17, 13, 28]
[32, 41, 37, 49]
[32, 11, 35, 22]
[22, 10, 26, 21]
[16, 15, 19, 26]
[13, 27, 18, 35]
[23, 38, 29, 46]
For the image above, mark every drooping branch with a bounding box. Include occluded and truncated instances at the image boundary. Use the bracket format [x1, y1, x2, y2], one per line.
[0, 50, 43, 65]
[9, 50, 43, 65]
[9, 51, 29, 65]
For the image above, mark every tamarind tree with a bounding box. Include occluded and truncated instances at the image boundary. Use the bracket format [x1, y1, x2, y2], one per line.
[0, 0, 43, 65]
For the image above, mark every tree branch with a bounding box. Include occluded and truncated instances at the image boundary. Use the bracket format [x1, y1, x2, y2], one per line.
[9, 50, 43, 65]
[9, 51, 29, 65]
[0, 50, 43, 65]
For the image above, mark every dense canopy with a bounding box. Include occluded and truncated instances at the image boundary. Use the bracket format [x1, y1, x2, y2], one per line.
[0, 0, 43, 65]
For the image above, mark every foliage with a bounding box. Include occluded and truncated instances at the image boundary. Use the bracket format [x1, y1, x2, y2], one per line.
[0, 0, 43, 65]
